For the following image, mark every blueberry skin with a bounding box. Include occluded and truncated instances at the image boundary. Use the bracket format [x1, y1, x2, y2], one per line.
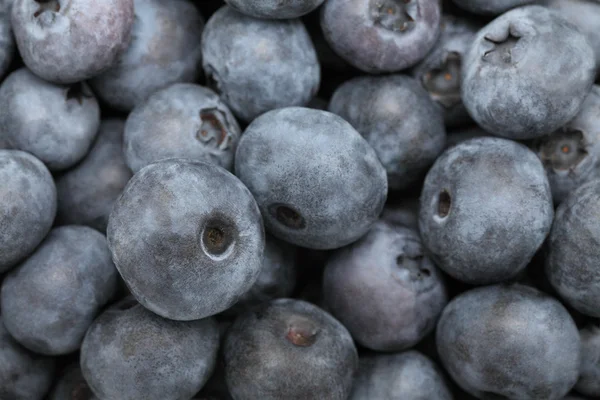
[107, 159, 265, 321]
[48, 363, 98, 400]
[56, 119, 133, 233]
[321, 0, 441, 73]
[533, 86, 600, 204]
[350, 351, 452, 400]
[0, 150, 56, 274]
[225, 0, 325, 19]
[329, 75, 446, 190]
[224, 299, 358, 400]
[235, 107, 387, 250]
[0, 315, 55, 400]
[323, 221, 447, 352]
[0, 0, 14, 79]
[575, 324, 600, 397]
[89, 0, 204, 111]
[419, 137, 554, 285]
[12, 0, 135, 84]
[80, 298, 220, 400]
[1, 226, 119, 355]
[0, 68, 100, 171]
[437, 284, 581, 400]
[462, 6, 596, 140]
[445, 125, 489, 149]
[546, 179, 600, 317]
[202, 6, 320, 122]
[411, 15, 478, 127]
[123, 83, 240, 174]
[452, 0, 534, 15]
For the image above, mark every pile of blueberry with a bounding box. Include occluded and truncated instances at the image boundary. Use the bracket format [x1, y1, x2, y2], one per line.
[1, 0, 600, 399]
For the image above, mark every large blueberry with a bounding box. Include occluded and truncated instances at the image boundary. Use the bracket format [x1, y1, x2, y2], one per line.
[224, 299, 358, 400]
[12, 0, 135, 84]
[437, 284, 581, 400]
[0, 315, 55, 400]
[0, 0, 14, 79]
[235, 107, 387, 249]
[1, 226, 119, 355]
[81, 298, 220, 400]
[533, 86, 600, 204]
[329, 74, 446, 190]
[123, 83, 240, 173]
[225, 0, 325, 19]
[202, 6, 320, 122]
[323, 220, 447, 351]
[419, 138, 554, 285]
[350, 351, 452, 400]
[321, 0, 441, 73]
[546, 179, 600, 317]
[107, 159, 265, 320]
[462, 6, 596, 139]
[48, 363, 97, 400]
[56, 119, 133, 232]
[90, 0, 204, 111]
[452, 0, 534, 15]
[0, 150, 56, 274]
[0, 68, 100, 171]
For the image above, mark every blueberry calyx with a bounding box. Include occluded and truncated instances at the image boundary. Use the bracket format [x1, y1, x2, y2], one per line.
[34, 0, 60, 18]
[271, 204, 307, 230]
[437, 190, 451, 218]
[285, 320, 319, 347]
[422, 51, 462, 109]
[370, 0, 417, 33]
[483, 30, 521, 64]
[66, 82, 93, 105]
[538, 129, 588, 171]
[197, 108, 231, 149]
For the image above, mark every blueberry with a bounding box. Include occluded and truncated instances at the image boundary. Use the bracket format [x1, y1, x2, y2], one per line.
[575, 324, 600, 397]
[411, 15, 478, 127]
[437, 284, 581, 400]
[235, 107, 387, 249]
[123, 83, 241, 173]
[532, 86, 600, 204]
[12, 0, 135, 84]
[546, 179, 600, 317]
[419, 137, 554, 284]
[89, 0, 205, 111]
[321, 0, 441, 73]
[445, 125, 489, 149]
[80, 297, 220, 400]
[451, 0, 535, 15]
[323, 220, 448, 351]
[0, 0, 14, 79]
[107, 158, 265, 321]
[55, 119, 133, 232]
[329, 74, 446, 190]
[350, 350, 452, 400]
[48, 363, 98, 400]
[0, 68, 100, 171]
[225, 0, 325, 19]
[0, 150, 56, 274]
[1, 226, 119, 355]
[202, 6, 320, 122]
[224, 299, 358, 400]
[462, 5, 596, 139]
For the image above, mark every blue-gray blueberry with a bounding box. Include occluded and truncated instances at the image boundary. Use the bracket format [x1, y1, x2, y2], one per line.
[225, 0, 325, 19]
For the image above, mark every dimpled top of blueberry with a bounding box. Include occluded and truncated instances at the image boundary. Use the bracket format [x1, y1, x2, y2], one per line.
[235, 107, 387, 250]
[321, 0, 441, 73]
[0, 0, 14, 79]
[202, 6, 320, 122]
[452, 0, 535, 15]
[226, 0, 326, 19]
[329, 74, 446, 190]
[0, 315, 56, 400]
[350, 350, 453, 400]
[462, 5, 596, 140]
[80, 299, 220, 400]
[436, 284, 581, 400]
[48, 363, 98, 400]
[323, 221, 448, 351]
[90, 0, 205, 111]
[419, 137, 554, 285]
[1, 226, 119, 355]
[0, 149, 56, 274]
[224, 298, 358, 400]
[533, 85, 600, 205]
[0, 67, 101, 171]
[56, 119, 133, 232]
[107, 158, 265, 321]
[546, 179, 600, 318]
[575, 324, 600, 397]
